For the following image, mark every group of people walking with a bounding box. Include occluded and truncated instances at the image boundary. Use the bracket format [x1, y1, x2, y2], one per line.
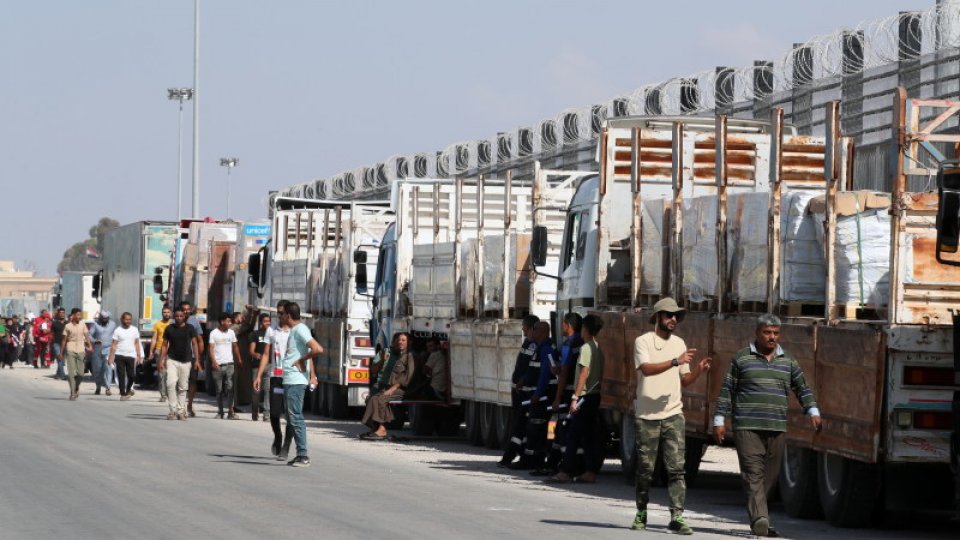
[493, 298, 820, 537]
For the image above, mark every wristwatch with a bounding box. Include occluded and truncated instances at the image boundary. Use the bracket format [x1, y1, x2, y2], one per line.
[671, 358, 679, 367]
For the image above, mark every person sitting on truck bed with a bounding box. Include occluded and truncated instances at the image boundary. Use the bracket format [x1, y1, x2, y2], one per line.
[359, 332, 415, 441]
[421, 337, 448, 400]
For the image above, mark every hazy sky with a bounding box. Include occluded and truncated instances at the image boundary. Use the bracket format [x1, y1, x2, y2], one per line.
[1, 0, 934, 275]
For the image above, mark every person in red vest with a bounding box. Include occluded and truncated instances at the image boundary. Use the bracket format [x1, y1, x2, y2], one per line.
[32, 310, 53, 368]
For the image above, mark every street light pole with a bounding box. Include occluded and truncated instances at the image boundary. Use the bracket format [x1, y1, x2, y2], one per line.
[168, 88, 193, 221]
[191, 0, 201, 218]
[220, 157, 239, 218]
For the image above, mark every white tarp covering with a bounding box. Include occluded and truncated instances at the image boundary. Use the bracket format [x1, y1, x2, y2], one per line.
[780, 190, 826, 302]
[682, 196, 718, 302]
[727, 192, 770, 303]
[640, 198, 668, 294]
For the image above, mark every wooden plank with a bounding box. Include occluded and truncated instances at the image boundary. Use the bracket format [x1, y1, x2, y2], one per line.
[766, 108, 783, 311]
[671, 122, 685, 300]
[715, 116, 729, 313]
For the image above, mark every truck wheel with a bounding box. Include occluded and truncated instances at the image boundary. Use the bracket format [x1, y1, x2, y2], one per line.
[465, 401, 484, 446]
[817, 451, 879, 527]
[436, 406, 463, 436]
[620, 413, 638, 485]
[327, 385, 349, 419]
[409, 404, 436, 436]
[685, 439, 707, 488]
[779, 444, 822, 518]
[481, 403, 501, 449]
[316, 383, 329, 417]
[495, 405, 512, 449]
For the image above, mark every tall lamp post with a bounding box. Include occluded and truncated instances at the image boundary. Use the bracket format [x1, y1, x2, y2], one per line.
[220, 157, 239, 218]
[168, 88, 193, 221]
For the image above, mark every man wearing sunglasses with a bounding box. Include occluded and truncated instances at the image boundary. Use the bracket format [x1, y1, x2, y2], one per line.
[630, 298, 711, 535]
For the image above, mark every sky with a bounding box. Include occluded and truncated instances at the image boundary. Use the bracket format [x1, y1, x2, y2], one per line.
[0, 0, 936, 275]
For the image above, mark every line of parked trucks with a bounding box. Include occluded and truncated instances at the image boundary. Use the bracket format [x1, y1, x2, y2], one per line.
[87, 90, 960, 527]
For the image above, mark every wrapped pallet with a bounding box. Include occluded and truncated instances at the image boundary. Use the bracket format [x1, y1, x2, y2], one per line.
[780, 190, 825, 302]
[459, 235, 531, 314]
[727, 192, 770, 303]
[640, 198, 669, 294]
[810, 191, 892, 306]
[682, 196, 718, 302]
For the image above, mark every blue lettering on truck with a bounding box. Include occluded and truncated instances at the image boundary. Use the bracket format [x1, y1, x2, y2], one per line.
[244, 224, 271, 237]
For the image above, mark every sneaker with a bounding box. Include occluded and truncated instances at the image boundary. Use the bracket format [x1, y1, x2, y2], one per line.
[129, 390, 135, 397]
[166, 412, 177, 420]
[288, 456, 311, 467]
[277, 444, 290, 461]
[177, 412, 187, 421]
[68, 394, 78, 401]
[188, 410, 196, 418]
[751, 517, 770, 537]
[668, 514, 693, 535]
[630, 510, 647, 530]
[95, 388, 101, 396]
[271, 440, 281, 456]
[217, 412, 224, 419]
[105, 389, 112, 396]
[227, 413, 238, 420]
[496, 458, 512, 469]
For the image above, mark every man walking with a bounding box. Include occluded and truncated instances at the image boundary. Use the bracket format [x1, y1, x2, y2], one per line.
[158, 309, 198, 420]
[249, 312, 274, 421]
[631, 298, 711, 535]
[60, 308, 92, 400]
[181, 302, 205, 418]
[150, 307, 172, 402]
[278, 302, 322, 467]
[713, 314, 821, 538]
[108, 312, 142, 400]
[51, 308, 67, 379]
[209, 313, 242, 419]
[254, 301, 295, 457]
[90, 311, 117, 395]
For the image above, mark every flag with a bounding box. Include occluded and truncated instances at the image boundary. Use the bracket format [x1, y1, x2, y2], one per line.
[85, 246, 100, 258]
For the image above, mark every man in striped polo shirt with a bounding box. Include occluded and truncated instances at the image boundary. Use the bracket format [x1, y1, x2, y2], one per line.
[713, 314, 822, 538]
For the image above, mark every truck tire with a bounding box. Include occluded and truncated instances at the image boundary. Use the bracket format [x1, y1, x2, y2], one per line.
[495, 405, 512, 449]
[779, 444, 822, 518]
[316, 383, 329, 417]
[685, 439, 707, 488]
[620, 413, 638, 485]
[481, 403, 501, 449]
[327, 384, 350, 420]
[409, 404, 436, 436]
[817, 451, 879, 527]
[436, 406, 463, 437]
[465, 401, 484, 446]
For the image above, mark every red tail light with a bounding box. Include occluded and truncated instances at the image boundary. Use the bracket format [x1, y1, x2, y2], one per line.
[913, 411, 953, 430]
[903, 366, 956, 386]
[354, 337, 372, 348]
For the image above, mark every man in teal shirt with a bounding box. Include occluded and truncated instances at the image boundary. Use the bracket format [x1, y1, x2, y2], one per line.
[278, 302, 322, 467]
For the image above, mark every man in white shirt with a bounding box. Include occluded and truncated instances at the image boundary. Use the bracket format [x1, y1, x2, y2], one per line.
[209, 313, 242, 419]
[254, 300, 295, 458]
[108, 312, 143, 401]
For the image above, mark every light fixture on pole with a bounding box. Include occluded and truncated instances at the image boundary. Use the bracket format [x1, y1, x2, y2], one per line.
[220, 157, 239, 218]
[167, 87, 193, 221]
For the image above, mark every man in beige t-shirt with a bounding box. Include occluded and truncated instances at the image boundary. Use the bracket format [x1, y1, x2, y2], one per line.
[60, 308, 92, 401]
[630, 298, 711, 535]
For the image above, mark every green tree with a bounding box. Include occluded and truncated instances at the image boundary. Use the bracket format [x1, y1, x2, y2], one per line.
[57, 217, 120, 274]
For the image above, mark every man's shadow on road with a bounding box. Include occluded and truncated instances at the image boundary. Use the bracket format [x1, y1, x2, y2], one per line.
[207, 453, 285, 466]
[540, 519, 754, 537]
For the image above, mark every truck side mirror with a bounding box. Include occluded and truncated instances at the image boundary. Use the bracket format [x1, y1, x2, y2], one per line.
[936, 162, 960, 266]
[355, 250, 368, 294]
[153, 274, 164, 294]
[247, 252, 261, 288]
[92, 271, 102, 300]
[531, 226, 548, 267]
[52, 294, 62, 309]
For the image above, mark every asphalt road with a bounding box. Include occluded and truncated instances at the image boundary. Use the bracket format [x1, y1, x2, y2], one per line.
[0, 365, 956, 540]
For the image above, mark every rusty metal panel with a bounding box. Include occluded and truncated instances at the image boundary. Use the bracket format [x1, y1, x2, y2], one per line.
[596, 311, 630, 412]
[813, 324, 884, 462]
[678, 314, 712, 435]
[780, 323, 819, 446]
[708, 319, 757, 429]
[893, 192, 960, 326]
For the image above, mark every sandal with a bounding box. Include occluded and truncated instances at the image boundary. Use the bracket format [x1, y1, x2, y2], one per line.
[545, 473, 572, 483]
[574, 473, 597, 484]
[359, 432, 387, 441]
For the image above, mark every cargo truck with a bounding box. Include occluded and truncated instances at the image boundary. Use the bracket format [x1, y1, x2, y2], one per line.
[97, 221, 178, 351]
[56, 271, 101, 323]
[248, 197, 389, 417]
[527, 92, 959, 526]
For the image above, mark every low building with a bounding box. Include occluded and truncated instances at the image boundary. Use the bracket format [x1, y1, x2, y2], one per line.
[0, 261, 58, 317]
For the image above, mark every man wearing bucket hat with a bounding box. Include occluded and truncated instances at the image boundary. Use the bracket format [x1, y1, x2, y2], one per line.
[630, 297, 711, 535]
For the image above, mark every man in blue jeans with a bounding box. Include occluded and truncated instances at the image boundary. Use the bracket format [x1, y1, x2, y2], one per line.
[277, 302, 322, 467]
